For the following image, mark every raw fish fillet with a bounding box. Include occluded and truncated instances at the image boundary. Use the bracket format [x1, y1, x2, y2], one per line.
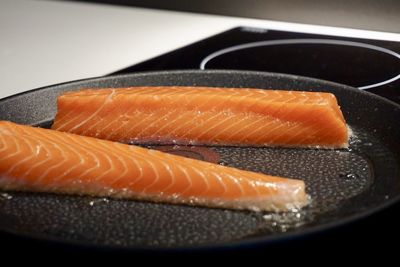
[52, 87, 349, 148]
[0, 121, 307, 212]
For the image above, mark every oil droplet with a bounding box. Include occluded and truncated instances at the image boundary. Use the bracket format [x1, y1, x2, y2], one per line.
[0, 192, 13, 200]
[263, 214, 273, 220]
[88, 198, 109, 206]
[280, 225, 288, 232]
[339, 173, 359, 181]
[349, 138, 362, 145]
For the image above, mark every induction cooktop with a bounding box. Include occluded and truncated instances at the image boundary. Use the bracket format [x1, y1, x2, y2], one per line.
[112, 26, 400, 104]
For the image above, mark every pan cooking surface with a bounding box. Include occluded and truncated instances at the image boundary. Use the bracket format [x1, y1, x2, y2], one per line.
[0, 70, 399, 249]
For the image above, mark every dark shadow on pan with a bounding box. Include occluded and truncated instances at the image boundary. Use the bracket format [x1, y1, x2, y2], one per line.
[0, 70, 399, 251]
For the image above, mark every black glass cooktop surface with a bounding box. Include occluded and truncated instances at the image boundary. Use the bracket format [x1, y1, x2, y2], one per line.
[113, 26, 400, 104]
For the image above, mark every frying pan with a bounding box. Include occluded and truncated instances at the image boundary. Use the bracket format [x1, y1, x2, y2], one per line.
[0, 70, 399, 251]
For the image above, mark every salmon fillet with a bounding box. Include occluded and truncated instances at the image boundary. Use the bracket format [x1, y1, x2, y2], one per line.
[0, 121, 307, 212]
[52, 86, 349, 148]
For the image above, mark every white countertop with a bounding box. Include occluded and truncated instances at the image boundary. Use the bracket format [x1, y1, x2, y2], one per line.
[1, 0, 400, 99]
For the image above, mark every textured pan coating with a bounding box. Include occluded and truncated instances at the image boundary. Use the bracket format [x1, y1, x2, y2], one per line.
[0, 121, 307, 212]
[52, 87, 349, 148]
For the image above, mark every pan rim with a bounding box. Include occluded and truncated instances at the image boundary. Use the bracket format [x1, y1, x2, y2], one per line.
[2, 69, 400, 109]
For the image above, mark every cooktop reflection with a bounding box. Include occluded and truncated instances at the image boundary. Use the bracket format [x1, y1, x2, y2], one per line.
[112, 27, 400, 104]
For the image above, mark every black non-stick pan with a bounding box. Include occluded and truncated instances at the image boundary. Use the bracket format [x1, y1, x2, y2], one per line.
[0, 70, 399, 251]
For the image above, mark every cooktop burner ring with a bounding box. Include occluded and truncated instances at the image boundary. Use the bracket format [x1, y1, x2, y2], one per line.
[200, 39, 400, 90]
